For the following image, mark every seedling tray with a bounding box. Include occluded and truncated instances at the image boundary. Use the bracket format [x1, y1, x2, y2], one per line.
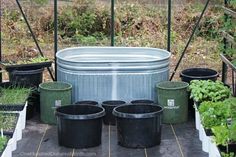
[0, 113, 19, 133]
[0, 105, 25, 112]
[0, 82, 32, 111]
[0, 61, 52, 72]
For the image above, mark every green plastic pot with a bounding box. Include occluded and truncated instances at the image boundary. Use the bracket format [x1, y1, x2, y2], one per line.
[156, 81, 189, 124]
[39, 81, 72, 124]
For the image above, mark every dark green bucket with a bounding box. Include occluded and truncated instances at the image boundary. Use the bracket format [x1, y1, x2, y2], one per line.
[156, 81, 189, 124]
[39, 81, 72, 124]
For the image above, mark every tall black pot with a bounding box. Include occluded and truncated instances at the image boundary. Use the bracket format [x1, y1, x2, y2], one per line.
[55, 105, 105, 148]
[113, 104, 163, 148]
[9, 68, 44, 88]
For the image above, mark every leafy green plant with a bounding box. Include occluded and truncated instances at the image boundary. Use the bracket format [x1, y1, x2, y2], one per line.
[199, 101, 230, 129]
[212, 122, 236, 153]
[189, 80, 231, 103]
[224, 97, 236, 119]
[212, 125, 229, 146]
[0, 87, 31, 105]
[229, 121, 236, 142]
[0, 136, 7, 152]
[5, 56, 50, 65]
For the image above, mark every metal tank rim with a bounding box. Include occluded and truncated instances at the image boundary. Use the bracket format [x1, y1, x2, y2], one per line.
[56, 47, 171, 63]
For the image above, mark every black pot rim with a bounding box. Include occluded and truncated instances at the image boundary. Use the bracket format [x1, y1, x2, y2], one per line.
[55, 105, 105, 120]
[102, 100, 126, 106]
[74, 100, 98, 105]
[11, 68, 44, 75]
[130, 99, 154, 104]
[180, 68, 219, 79]
[113, 104, 163, 119]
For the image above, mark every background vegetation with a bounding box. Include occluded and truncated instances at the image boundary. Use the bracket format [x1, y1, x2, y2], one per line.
[1, 0, 230, 80]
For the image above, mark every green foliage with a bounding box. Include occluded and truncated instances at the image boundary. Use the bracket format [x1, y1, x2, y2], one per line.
[223, 17, 236, 38]
[1, 0, 224, 61]
[2, 10, 20, 22]
[198, 7, 223, 40]
[212, 122, 236, 148]
[221, 152, 236, 157]
[229, 121, 236, 142]
[199, 97, 236, 129]
[31, 0, 49, 5]
[224, 97, 236, 119]
[189, 80, 231, 103]
[219, 13, 236, 59]
[0, 136, 7, 152]
[212, 125, 229, 146]
[56, 0, 109, 38]
[199, 101, 231, 129]
[69, 12, 97, 35]
[0, 87, 31, 105]
[5, 56, 50, 65]
[228, 0, 236, 10]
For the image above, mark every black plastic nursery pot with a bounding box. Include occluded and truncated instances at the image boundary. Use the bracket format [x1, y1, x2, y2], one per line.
[218, 143, 236, 154]
[55, 105, 105, 148]
[113, 104, 163, 148]
[102, 100, 126, 125]
[180, 68, 218, 117]
[180, 68, 218, 82]
[131, 99, 154, 104]
[74, 100, 98, 105]
[26, 89, 40, 119]
[1, 61, 52, 72]
[9, 68, 44, 88]
[0, 82, 13, 88]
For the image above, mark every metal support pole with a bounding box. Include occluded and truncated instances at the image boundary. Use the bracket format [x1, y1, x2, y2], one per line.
[222, 62, 227, 83]
[222, 36, 228, 83]
[232, 70, 236, 96]
[54, 0, 58, 80]
[0, 0, 2, 83]
[222, 0, 228, 83]
[167, 0, 171, 52]
[15, 0, 55, 81]
[170, 0, 210, 81]
[111, 0, 115, 46]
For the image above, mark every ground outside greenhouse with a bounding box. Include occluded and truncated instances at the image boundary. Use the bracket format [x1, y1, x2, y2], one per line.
[12, 115, 207, 157]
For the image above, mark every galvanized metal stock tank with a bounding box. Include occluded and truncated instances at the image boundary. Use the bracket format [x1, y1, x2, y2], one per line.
[56, 47, 171, 103]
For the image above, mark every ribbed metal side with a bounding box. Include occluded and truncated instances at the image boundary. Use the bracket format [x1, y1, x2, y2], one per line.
[56, 47, 171, 103]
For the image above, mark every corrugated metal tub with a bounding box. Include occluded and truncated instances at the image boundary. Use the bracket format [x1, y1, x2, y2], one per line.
[56, 47, 171, 103]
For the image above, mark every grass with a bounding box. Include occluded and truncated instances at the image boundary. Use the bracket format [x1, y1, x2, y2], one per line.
[0, 113, 17, 132]
[0, 87, 31, 105]
[0, 136, 7, 152]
